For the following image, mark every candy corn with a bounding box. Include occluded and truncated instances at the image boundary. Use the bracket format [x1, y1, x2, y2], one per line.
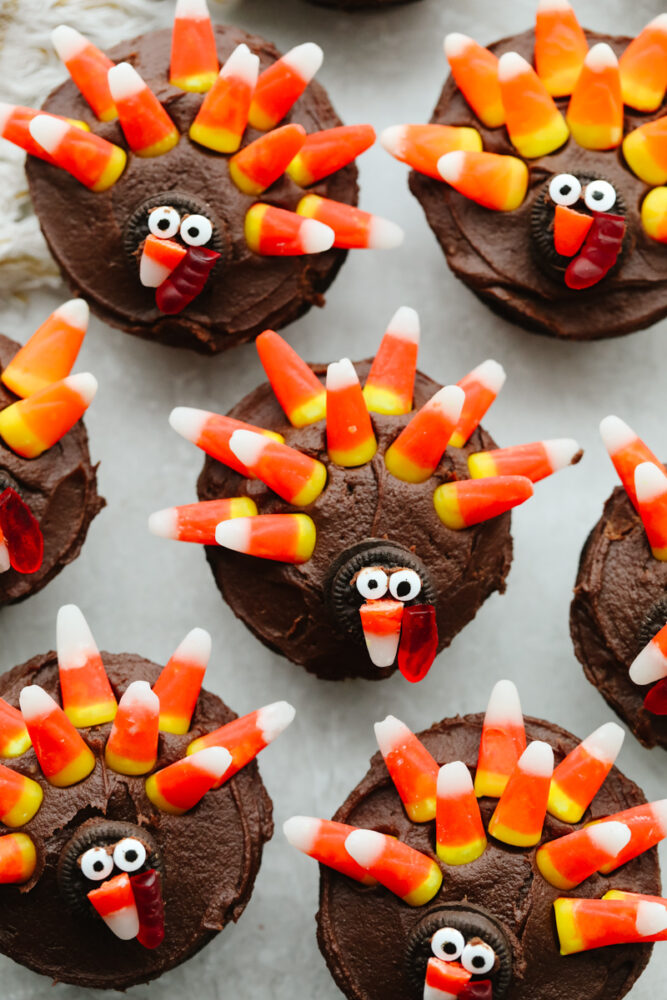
[215, 513, 316, 564]
[283, 817, 378, 885]
[641, 186, 667, 243]
[534, 0, 588, 97]
[19, 685, 95, 787]
[57, 604, 117, 727]
[149, 497, 258, 544]
[468, 438, 581, 483]
[554, 896, 667, 955]
[384, 385, 464, 483]
[229, 430, 326, 506]
[189, 43, 259, 152]
[169, 406, 283, 476]
[28, 115, 125, 190]
[425, 957, 472, 999]
[630, 621, 667, 686]
[105, 681, 159, 775]
[287, 124, 376, 186]
[255, 330, 326, 427]
[1, 299, 88, 399]
[437, 151, 528, 212]
[0, 104, 90, 164]
[434, 475, 533, 530]
[153, 627, 211, 734]
[623, 116, 667, 186]
[139, 234, 187, 288]
[170, 0, 218, 92]
[362, 307, 419, 416]
[51, 25, 117, 121]
[249, 42, 323, 131]
[450, 360, 506, 449]
[380, 123, 482, 180]
[553, 203, 594, 256]
[145, 746, 231, 814]
[0, 372, 97, 459]
[344, 828, 442, 906]
[566, 44, 623, 150]
[436, 761, 487, 865]
[360, 601, 404, 668]
[634, 462, 667, 560]
[474, 679, 526, 798]
[488, 740, 553, 847]
[245, 203, 334, 255]
[0, 764, 43, 827]
[548, 722, 625, 823]
[0, 833, 36, 884]
[0, 699, 30, 758]
[108, 62, 179, 157]
[88, 872, 139, 940]
[537, 821, 631, 890]
[374, 715, 439, 822]
[397, 604, 439, 684]
[326, 358, 377, 467]
[296, 195, 404, 249]
[619, 14, 667, 112]
[229, 123, 306, 195]
[443, 34, 504, 128]
[594, 799, 667, 874]
[599, 415, 665, 510]
[187, 700, 295, 787]
[497, 51, 569, 158]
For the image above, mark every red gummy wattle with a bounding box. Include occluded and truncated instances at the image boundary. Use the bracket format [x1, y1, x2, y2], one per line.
[397, 604, 438, 683]
[131, 869, 165, 949]
[564, 214, 626, 290]
[0, 488, 44, 574]
[461, 981, 493, 1000]
[155, 246, 221, 314]
[644, 678, 667, 716]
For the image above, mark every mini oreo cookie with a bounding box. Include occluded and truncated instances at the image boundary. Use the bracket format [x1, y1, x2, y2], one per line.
[124, 191, 227, 262]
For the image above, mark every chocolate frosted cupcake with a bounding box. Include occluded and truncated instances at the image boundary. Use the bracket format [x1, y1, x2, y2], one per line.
[150, 307, 582, 680]
[285, 680, 666, 1000]
[571, 415, 667, 751]
[0, 300, 102, 606]
[0, 605, 294, 988]
[382, 6, 667, 340]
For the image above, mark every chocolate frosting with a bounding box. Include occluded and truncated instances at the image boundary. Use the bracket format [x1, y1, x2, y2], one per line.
[0, 651, 273, 989]
[197, 361, 513, 680]
[318, 714, 660, 1000]
[571, 484, 667, 750]
[27, 26, 358, 354]
[0, 334, 103, 606]
[410, 29, 667, 340]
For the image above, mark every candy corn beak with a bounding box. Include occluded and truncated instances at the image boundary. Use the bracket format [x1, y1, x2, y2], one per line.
[553, 204, 593, 258]
[424, 957, 474, 1000]
[87, 869, 164, 948]
[359, 599, 438, 675]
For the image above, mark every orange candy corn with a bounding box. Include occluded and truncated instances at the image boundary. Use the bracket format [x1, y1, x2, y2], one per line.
[553, 203, 594, 256]
[189, 43, 259, 153]
[443, 33, 504, 128]
[105, 681, 159, 775]
[433, 475, 533, 530]
[566, 44, 623, 150]
[153, 627, 211, 734]
[0, 763, 43, 827]
[537, 821, 631, 890]
[381, 123, 482, 180]
[0, 104, 91, 164]
[0, 698, 31, 758]
[249, 42, 323, 131]
[360, 601, 404, 668]
[229, 123, 306, 195]
[488, 740, 554, 847]
[145, 745, 231, 815]
[187, 700, 295, 787]
[534, 0, 588, 97]
[287, 124, 376, 186]
[296, 194, 404, 249]
[245, 203, 334, 255]
[634, 462, 667, 560]
[344, 828, 442, 906]
[57, 604, 117, 727]
[283, 817, 378, 885]
[384, 385, 464, 483]
[28, 115, 125, 191]
[474, 679, 526, 798]
[1, 299, 88, 398]
[468, 438, 582, 483]
[623, 116, 667, 186]
[149, 497, 258, 544]
[436, 761, 487, 865]
[215, 513, 316, 564]
[599, 415, 666, 511]
[88, 872, 139, 940]
[255, 330, 326, 427]
[548, 721, 625, 823]
[497, 51, 569, 158]
[450, 360, 506, 449]
[363, 307, 420, 416]
[108, 63, 179, 157]
[0, 833, 37, 884]
[0, 372, 97, 459]
[169, 0, 218, 92]
[19, 685, 95, 787]
[326, 358, 377, 466]
[641, 186, 667, 243]
[169, 406, 283, 476]
[425, 957, 472, 998]
[139, 234, 187, 288]
[619, 14, 667, 112]
[51, 25, 117, 121]
[555, 895, 667, 955]
[229, 430, 326, 506]
[630, 621, 667, 687]
[374, 715, 439, 822]
[594, 799, 667, 874]
[438, 151, 528, 212]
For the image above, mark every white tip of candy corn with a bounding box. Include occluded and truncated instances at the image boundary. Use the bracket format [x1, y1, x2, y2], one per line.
[599, 415, 635, 454]
[344, 829, 384, 868]
[229, 429, 268, 468]
[215, 517, 252, 553]
[172, 627, 211, 667]
[380, 124, 407, 157]
[518, 740, 554, 777]
[484, 679, 523, 726]
[437, 150, 466, 184]
[537, 0, 573, 11]
[283, 815, 320, 852]
[497, 52, 532, 83]
[189, 745, 233, 779]
[140, 252, 171, 289]
[258, 701, 296, 741]
[585, 43, 618, 70]
[649, 13, 667, 30]
[148, 507, 179, 539]
[327, 358, 359, 392]
[28, 114, 68, 154]
[589, 821, 631, 857]
[57, 604, 99, 668]
[101, 900, 140, 941]
[222, 43, 260, 84]
[438, 760, 474, 796]
[108, 63, 146, 103]
[55, 298, 89, 330]
[374, 715, 410, 756]
[387, 306, 420, 342]
[471, 359, 506, 393]
[175, 0, 211, 17]
[368, 217, 404, 250]
[635, 462, 667, 503]
[169, 406, 209, 443]
[444, 33, 474, 60]
[52, 25, 88, 62]
[544, 438, 581, 471]
[65, 372, 97, 405]
[19, 684, 57, 721]
[283, 42, 323, 82]
[364, 628, 401, 668]
[120, 680, 159, 712]
[431, 385, 465, 423]
[582, 721, 625, 763]
[300, 219, 335, 254]
[0, 540, 10, 574]
[630, 639, 667, 685]
[636, 901, 667, 937]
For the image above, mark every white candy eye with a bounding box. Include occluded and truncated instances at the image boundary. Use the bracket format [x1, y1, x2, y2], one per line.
[584, 180, 616, 213]
[548, 174, 581, 207]
[356, 567, 388, 600]
[389, 569, 422, 602]
[113, 837, 146, 873]
[80, 846, 114, 882]
[148, 205, 180, 239]
[462, 941, 496, 975]
[431, 927, 465, 962]
[180, 214, 213, 246]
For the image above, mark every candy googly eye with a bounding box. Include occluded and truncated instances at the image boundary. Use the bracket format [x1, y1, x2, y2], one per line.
[356, 567, 389, 600]
[180, 214, 213, 247]
[431, 927, 465, 962]
[389, 568, 422, 602]
[148, 205, 181, 239]
[113, 837, 147, 873]
[80, 846, 114, 882]
[548, 174, 582, 207]
[462, 941, 496, 975]
[584, 180, 617, 213]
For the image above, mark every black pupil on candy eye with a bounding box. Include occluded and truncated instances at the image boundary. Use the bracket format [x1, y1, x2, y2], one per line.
[368, 579, 379, 590]
[124, 849, 138, 864]
[473, 956, 486, 968]
[93, 860, 105, 872]
[591, 191, 604, 201]
[396, 581, 411, 598]
[559, 184, 571, 196]
[187, 226, 199, 239]
[443, 942, 458, 955]
[157, 218, 170, 231]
